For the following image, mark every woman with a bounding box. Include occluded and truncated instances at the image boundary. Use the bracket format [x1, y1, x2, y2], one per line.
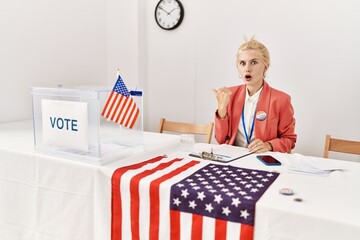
[213, 37, 297, 153]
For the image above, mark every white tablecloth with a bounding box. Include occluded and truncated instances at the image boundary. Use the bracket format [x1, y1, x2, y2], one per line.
[0, 120, 179, 240]
[1, 120, 360, 240]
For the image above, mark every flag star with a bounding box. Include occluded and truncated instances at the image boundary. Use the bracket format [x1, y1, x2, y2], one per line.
[226, 170, 233, 173]
[239, 191, 247, 195]
[224, 178, 231, 182]
[245, 184, 252, 188]
[189, 200, 197, 209]
[221, 188, 229, 192]
[241, 172, 248, 176]
[189, 183, 197, 186]
[209, 189, 217, 193]
[186, 178, 194, 182]
[240, 181, 247, 185]
[257, 183, 264, 187]
[267, 173, 274, 177]
[256, 175, 263, 178]
[244, 196, 253, 200]
[205, 203, 214, 212]
[240, 209, 250, 219]
[213, 180, 220, 184]
[261, 178, 269, 182]
[251, 180, 258, 183]
[177, 183, 185, 188]
[236, 169, 243, 172]
[195, 174, 201, 177]
[235, 177, 242, 181]
[206, 173, 212, 176]
[231, 198, 241, 207]
[245, 176, 253, 179]
[213, 167, 219, 170]
[222, 207, 231, 216]
[198, 177, 205, 181]
[234, 186, 241, 191]
[193, 186, 201, 190]
[214, 194, 223, 204]
[220, 174, 227, 178]
[209, 176, 216, 179]
[250, 188, 259, 193]
[226, 192, 235, 197]
[202, 169, 209, 172]
[201, 181, 209, 185]
[216, 170, 223, 174]
[197, 191, 206, 201]
[173, 198, 181, 206]
[231, 174, 237, 177]
[205, 185, 213, 189]
[181, 189, 189, 198]
[229, 182, 236, 186]
[251, 171, 258, 175]
[223, 167, 229, 170]
[217, 184, 225, 188]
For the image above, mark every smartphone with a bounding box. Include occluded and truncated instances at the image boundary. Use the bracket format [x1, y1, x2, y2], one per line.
[257, 155, 281, 166]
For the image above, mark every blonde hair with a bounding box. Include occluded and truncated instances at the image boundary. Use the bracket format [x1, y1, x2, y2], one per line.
[237, 36, 270, 68]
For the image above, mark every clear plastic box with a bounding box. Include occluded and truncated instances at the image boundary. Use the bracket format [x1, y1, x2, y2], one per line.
[31, 86, 143, 165]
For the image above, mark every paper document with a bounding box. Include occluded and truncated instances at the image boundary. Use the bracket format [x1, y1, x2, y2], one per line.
[190, 144, 253, 162]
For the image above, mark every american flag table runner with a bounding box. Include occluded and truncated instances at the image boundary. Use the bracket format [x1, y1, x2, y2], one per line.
[111, 156, 279, 240]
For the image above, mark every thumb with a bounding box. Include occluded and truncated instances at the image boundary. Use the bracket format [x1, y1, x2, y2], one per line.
[212, 89, 217, 97]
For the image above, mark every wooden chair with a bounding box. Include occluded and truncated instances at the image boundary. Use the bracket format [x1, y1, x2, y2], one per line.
[158, 118, 214, 144]
[323, 134, 360, 158]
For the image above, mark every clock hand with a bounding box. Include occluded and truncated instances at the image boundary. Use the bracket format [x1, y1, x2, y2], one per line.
[159, 6, 170, 14]
[168, 8, 176, 15]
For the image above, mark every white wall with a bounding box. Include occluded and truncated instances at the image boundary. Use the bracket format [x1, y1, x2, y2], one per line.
[1, 0, 359, 160]
[0, 0, 107, 123]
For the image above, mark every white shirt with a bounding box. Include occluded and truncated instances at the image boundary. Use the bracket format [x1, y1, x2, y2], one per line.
[234, 87, 263, 147]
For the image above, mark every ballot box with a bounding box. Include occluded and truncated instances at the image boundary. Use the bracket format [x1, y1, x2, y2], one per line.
[31, 86, 143, 165]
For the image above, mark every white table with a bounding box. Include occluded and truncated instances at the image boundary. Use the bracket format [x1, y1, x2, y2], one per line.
[1, 121, 360, 240]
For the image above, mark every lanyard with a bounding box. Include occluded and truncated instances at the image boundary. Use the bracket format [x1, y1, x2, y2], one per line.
[242, 107, 256, 144]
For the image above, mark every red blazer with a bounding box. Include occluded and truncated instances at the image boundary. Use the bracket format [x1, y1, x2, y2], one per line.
[214, 81, 297, 153]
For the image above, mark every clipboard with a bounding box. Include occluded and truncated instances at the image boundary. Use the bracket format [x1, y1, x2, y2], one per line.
[189, 144, 254, 163]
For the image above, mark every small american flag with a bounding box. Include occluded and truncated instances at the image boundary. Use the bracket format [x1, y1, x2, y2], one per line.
[102, 73, 139, 129]
[111, 156, 279, 240]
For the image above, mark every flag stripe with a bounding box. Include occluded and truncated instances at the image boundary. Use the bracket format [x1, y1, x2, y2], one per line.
[112, 95, 124, 121]
[129, 108, 140, 129]
[114, 95, 126, 123]
[215, 218, 227, 240]
[119, 97, 133, 125]
[102, 90, 115, 116]
[111, 156, 166, 240]
[240, 224, 254, 240]
[170, 210, 181, 240]
[191, 214, 203, 240]
[149, 160, 201, 240]
[130, 158, 184, 240]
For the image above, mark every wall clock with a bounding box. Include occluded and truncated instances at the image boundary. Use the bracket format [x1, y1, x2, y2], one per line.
[154, 0, 184, 30]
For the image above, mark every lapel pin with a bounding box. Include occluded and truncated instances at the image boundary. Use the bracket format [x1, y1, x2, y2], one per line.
[256, 111, 267, 121]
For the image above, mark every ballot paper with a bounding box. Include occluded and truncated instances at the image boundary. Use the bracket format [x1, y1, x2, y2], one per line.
[287, 154, 345, 176]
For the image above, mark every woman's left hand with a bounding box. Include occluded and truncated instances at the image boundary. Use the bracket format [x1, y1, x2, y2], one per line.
[248, 139, 273, 153]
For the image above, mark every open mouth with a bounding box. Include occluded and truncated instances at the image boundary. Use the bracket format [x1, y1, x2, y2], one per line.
[245, 74, 252, 81]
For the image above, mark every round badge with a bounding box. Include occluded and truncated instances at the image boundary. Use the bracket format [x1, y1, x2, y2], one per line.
[256, 111, 267, 121]
[279, 188, 294, 196]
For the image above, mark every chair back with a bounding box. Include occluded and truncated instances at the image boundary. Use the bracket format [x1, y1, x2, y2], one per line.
[158, 118, 214, 144]
[323, 134, 360, 158]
